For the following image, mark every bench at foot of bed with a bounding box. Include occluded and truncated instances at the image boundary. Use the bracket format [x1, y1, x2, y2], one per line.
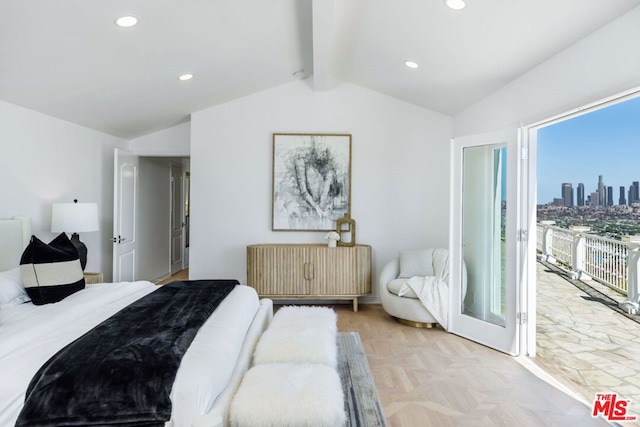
[229, 306, 345, 427]
[230, 363, 345, 427]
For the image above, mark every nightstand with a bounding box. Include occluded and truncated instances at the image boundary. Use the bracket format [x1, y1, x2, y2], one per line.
[83, 272, 104, 284]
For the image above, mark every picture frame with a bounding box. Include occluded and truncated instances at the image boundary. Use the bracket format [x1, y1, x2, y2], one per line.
[272, 133, 352, 231]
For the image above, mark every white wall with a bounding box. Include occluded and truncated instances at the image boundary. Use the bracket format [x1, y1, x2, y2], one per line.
[454, 6, 640, 137]
[130, 122, 190, 156]
[190, 80, 452, 301]
[0, 100, 126, 278]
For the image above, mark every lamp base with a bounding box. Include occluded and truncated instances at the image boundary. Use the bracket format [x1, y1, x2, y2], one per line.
[70, 233, 88, 271]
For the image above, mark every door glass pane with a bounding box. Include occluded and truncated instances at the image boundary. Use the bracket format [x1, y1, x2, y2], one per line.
[461, 144, 507, 327]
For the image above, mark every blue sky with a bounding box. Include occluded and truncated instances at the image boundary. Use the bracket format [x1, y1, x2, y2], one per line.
[537, 96, 640, 204]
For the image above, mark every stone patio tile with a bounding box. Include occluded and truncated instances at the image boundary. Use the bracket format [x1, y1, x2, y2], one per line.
[608, 346, 640, 360]
[578, 369, 623, 387]
[535, 260, 640, 414]
[592, 325, 636, 340]
[557, 341, 600, 354]
[572, 351, 618, 365]
[576, 339, 620, 351]
[588, 362, 638, 378]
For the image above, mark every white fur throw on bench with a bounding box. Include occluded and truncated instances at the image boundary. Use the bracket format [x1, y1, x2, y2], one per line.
[269, 306, 338, 333]
[253, 306, 338, 368]
[229, 363, 345, 427]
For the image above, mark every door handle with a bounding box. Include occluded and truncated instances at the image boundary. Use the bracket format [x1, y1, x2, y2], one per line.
[303, 263, 314, 280]
[112, 235, 128, 243]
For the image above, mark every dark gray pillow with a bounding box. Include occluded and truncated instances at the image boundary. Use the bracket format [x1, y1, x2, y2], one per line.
[20, 233, 85, 305]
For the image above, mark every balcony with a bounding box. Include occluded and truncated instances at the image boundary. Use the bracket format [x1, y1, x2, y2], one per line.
[537, 223, 640, 313]
[535, 223, 640, 419]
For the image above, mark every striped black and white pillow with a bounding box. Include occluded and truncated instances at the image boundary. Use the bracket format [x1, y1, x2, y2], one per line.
[20, 233, 85, 305]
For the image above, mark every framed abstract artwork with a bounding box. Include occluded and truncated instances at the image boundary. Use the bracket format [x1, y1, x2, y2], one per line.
[272, 133, 351, 231]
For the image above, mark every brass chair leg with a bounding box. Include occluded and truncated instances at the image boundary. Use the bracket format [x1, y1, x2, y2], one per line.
[393, 316, 438, 329]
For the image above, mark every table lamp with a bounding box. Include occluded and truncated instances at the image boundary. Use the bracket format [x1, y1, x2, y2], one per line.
[51, 200, 99, 270]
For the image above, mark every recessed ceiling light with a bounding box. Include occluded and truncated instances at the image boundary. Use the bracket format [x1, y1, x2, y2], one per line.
[178, 74, 194, 81]
[404, 60, 419, 69]
[115, 16, 138, 28]
[445, 0, 466, 10]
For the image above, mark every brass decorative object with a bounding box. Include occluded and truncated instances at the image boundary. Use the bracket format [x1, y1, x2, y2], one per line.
[336, 213, 356, 246]
[394, 317, 438, 329]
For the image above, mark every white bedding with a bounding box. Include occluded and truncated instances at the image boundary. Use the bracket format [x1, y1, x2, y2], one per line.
[0, 280, 260, 427]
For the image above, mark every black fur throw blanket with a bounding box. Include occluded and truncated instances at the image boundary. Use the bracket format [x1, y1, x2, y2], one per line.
[16, 280, 237, 427]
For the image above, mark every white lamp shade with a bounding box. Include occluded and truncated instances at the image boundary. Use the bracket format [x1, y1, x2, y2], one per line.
[51, 203, 99, 233]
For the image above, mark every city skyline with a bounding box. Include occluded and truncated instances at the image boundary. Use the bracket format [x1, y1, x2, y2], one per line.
[551, 179, 639, 207]
[537, 96, 640, 204]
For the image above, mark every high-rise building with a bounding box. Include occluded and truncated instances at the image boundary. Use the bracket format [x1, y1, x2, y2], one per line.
[619, 186, 627, 205]
[561, 183, 573, 207]
[577, 183, 585, 206]
[598, 175, 605, 207]
[606, 186, 613, 206]
[589, 192, 600, 207]
[630, 182, 639, 205]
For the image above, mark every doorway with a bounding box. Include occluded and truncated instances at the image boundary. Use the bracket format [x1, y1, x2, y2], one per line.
[134, 156, 190, 282]
[526, 90, 640, 412]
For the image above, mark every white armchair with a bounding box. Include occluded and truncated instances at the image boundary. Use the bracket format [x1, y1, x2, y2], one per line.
[379, 249, 466, 328]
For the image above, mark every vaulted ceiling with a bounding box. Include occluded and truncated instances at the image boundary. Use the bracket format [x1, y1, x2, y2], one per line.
[1, 1, 639, 139]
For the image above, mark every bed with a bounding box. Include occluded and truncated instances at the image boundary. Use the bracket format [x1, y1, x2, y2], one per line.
[0, 216, 273, 427]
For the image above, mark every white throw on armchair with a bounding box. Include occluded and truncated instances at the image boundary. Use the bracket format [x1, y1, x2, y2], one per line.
[379, 248, 465, 329]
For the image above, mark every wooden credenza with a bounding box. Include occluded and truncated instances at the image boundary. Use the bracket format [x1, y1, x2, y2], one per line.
[246, 244, 371, 311]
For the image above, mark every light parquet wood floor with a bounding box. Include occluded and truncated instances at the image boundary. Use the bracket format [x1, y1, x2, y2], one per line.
[155, 269, 613, 426]
[157, 269, 189, 285]
[332, 304, 610, 427]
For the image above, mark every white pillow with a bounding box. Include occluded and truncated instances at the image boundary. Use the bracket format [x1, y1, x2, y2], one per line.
[0, 267, 31, 307]
[399, 249, 435, 278]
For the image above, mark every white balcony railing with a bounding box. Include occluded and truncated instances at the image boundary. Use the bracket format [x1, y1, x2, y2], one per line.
[537, 223, 640, 314]
[583, 234, 629, 294]
[550, 227, 573, 268]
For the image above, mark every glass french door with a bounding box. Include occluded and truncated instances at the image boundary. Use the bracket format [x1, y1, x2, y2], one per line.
[449, 128, 527, 356]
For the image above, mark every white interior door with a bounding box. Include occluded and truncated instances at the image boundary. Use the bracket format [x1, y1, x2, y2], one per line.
[449, 128, 527, 356]
[170, 163, 184, 275]
[113, 148, 138, 282]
